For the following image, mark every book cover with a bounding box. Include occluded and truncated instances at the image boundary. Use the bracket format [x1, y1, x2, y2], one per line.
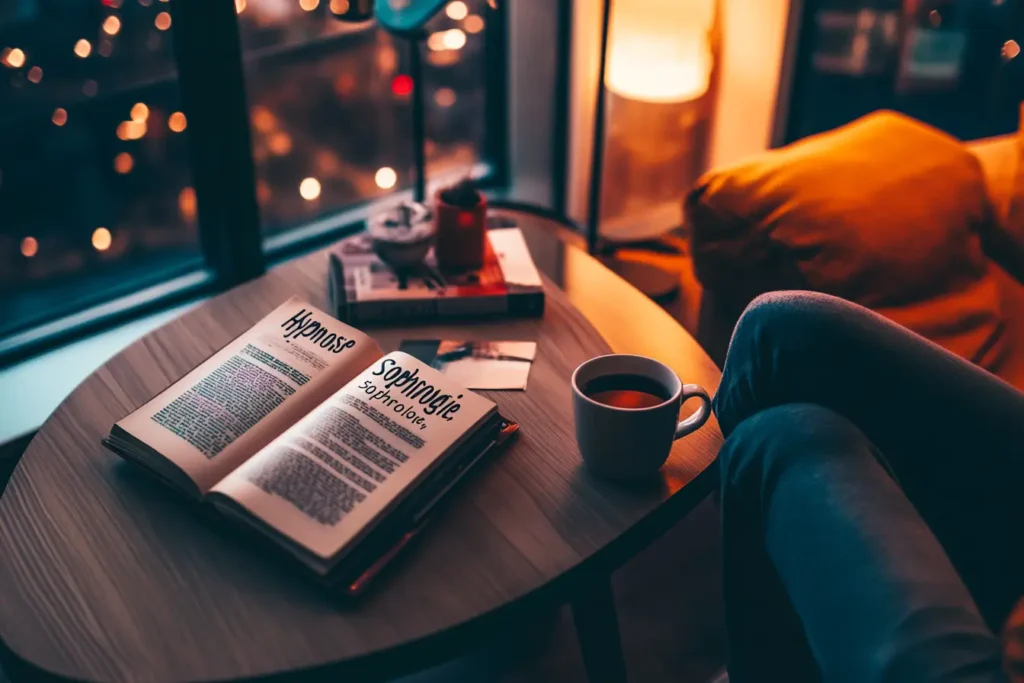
[328, 227, 545, 325]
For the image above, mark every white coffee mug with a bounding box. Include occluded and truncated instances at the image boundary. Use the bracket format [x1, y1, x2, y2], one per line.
[571, 354, 712, 479]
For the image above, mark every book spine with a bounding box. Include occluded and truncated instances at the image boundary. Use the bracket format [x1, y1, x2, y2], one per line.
[348, 290, 544, 326]
[327, 253, 349, 321]
[507, 290, 545, 318]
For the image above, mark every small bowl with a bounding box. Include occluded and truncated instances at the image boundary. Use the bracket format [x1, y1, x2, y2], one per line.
[368, 202, 435, 270]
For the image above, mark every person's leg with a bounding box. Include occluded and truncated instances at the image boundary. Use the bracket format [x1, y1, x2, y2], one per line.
[721, 403, 1005, 683]
[714, 291, 1024, 629]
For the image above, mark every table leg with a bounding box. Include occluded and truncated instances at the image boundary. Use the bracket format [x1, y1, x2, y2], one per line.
[571, 575, 628, 683]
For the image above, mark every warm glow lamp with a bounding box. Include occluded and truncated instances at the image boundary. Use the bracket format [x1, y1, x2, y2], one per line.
[589, 0, 720, 299]
[605, 0, 713, 104]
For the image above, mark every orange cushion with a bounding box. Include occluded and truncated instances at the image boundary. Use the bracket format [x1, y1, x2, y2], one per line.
[688, 110, 1006, 369]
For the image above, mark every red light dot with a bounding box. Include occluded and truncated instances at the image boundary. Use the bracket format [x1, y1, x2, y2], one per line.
[391, 74, 414, 97]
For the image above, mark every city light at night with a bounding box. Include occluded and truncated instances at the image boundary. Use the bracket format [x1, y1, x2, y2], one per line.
[446, 1, 468, 20]
[434, 87, 456, 107]
[114, 152, 134, 174]
[299, 178, 322, 200]
[391, 74, 414, 97]
[464, 14, 484, 33]
[27, 66, 42, 83]
[179, 187, 197, 221]
[131, 102, 150, 122]
[268, 132, 293, 155]
[103, 16, 122, 36]
[236, 0, 247, 12]
[117, 120, 147, 140]
[154, 12, 172, 31]
[92, 228, 113, 252]
[375, 167, 397, 190]
[74, 39, 92, 58]
[443, 29, 467, 50]
[299, 0, 320, 11]
[20, 237, 38, 258]
[3, 48, 26, 68]
[51, 108, 68, 126]
[168, 112, 187, 132]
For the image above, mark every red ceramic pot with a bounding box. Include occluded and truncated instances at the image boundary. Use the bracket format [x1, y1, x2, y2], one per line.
[433, 189, 487, 271]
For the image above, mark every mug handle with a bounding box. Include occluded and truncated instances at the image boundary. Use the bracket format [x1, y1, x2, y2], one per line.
[674, 384, 712, 440]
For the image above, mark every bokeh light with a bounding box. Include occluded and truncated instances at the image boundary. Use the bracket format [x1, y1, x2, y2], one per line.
[443, 29, 467, 50]
[179, 187, 197, 221]
[20, 237, 38, 258]
[27, 66, 42, 83]
[51, 108, 68, 126]
[434, 87, 456, 107]
[374, 166, 397, 190]
[268, 132, 293, 155]
[74, 39, 92, 58]
[427, 32, 446, 51]
[299, 0, 320, 10]
[103, 16, 122, 35]
[92, 228, 113, 252]
[131, 102, 149, 122]
[464, 14, 484, 33]
[446, 1, 468, 20]
[168, 111, 187, 132]
[114, 152, 134, 174]
[3, 48, 26, 68]
[299, 177, 322, 201]
[391, 74, 414, 97]
[154, 12, 172, 30]
[117, 120, 147, 140]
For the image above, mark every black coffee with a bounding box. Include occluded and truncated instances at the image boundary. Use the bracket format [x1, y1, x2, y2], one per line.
[584, 374, 670, 409]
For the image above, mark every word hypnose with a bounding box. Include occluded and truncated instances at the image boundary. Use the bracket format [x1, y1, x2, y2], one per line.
[280, 309, 358, 354]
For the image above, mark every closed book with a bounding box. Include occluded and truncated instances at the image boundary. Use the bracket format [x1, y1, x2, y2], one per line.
[328, 227, 545, 326]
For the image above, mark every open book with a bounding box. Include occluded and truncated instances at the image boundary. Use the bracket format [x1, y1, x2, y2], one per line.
[103, 297, 515, 593]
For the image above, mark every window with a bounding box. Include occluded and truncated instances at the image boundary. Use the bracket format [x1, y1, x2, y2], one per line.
[0, 0, 504, 363]
[782, 0, 1023, 144]
[0, 0, 200, 343]
[236, 0, 494, 238]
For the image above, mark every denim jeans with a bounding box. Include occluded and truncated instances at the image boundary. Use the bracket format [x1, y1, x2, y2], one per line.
[714, 291, 1024, 683]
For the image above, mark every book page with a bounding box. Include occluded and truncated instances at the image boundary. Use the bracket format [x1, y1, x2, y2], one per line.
[211, 351, 496, 560]
[117, 297, 382, 493]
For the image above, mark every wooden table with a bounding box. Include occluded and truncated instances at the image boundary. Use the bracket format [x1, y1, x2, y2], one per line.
[0, 212, 723, 683]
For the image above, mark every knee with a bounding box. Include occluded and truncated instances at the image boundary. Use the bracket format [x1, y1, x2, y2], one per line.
[727, 291, 848, 359]
[719, 403, 870, 492]
[715, 291, 855, 434]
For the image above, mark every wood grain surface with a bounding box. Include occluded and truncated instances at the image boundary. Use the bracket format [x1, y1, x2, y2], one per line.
[0, 215, 723, 683]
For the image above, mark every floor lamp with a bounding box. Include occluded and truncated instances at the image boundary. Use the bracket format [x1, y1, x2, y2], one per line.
[588, 0, 719, 301]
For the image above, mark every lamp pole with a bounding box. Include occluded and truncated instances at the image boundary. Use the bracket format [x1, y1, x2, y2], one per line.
[408, 32, 428, 203]
[585, 0, 614, 255]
